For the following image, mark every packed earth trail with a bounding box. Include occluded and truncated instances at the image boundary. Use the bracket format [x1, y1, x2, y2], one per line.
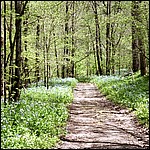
[55, 83, 149, 149]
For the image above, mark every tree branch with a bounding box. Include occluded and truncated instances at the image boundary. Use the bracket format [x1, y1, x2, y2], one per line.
[5, 1, 29, 68]
[135, 44, 149, 60]
[75, 51, 93, 65]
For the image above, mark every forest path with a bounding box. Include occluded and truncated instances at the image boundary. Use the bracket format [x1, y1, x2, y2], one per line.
[55, 83, 149, 149]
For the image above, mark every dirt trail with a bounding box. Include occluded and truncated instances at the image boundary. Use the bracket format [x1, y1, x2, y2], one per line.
[55, 83, 149, 149]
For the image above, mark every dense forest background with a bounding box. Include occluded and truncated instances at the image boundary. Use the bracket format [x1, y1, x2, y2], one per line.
[1, 1, 149, 149]
[1, 1, 149, 102]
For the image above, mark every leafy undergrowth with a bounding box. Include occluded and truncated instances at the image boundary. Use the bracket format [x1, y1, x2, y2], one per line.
[1, 78, 78, 149]
[29, 77, 78, 88]
[90, 72, 149, 127]
[76, 76, 92, 83]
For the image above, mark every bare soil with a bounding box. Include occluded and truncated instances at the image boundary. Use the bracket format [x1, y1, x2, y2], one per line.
[54, 83, 149, 149]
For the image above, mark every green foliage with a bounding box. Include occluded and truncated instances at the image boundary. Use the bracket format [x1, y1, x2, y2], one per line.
[76, 76, 92, 83]
[28, 77, 78, 88]
[48, 77, 78, 88]
[90, 73, 149, 127]
[1, 78, 78, 149]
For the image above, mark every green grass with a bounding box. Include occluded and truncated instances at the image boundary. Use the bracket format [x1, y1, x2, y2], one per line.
[90, 72, 149, 127]
[1, 78, 78, 149]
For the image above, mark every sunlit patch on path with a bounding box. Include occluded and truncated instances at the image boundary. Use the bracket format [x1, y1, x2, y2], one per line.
[55, 83, 149, 149]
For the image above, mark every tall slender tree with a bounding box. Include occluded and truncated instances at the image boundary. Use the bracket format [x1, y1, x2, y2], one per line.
[12, 1, 22, 101]
[131, 1, 139, 73]
[0, 3, 2, 96]
[35, 16, 40, 86]
[62, 1, 69, 78]
[138, 1, 147, 76]
[11, 1, 28, 101]
[53, 32, 59, 77]
[106, 1, 111, 75]
[42, 21, 46, 86]
[71, 1, 75, 77]
[8, 1, 14, 101]
[87, 25, 97, 74]
[132, 1, 147, 76]
[111, 1, 122, 75]
[1, 37, 3, 98]
[92, 1, 103, 75]
[3, 1, 7, 104]
[23, 5, 30, 87]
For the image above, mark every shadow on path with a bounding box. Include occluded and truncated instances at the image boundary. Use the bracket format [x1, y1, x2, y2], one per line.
[55, 83, 149, 149]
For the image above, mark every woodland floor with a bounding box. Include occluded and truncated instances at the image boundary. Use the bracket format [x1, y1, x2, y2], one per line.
[54, 83, 149, 149]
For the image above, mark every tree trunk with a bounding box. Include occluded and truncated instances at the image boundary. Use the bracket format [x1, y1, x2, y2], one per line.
[65, 1, 69, 77]
[111, 23, 115, 74]
[93, 1, 103, 75]
[88, 25, 97, 75]
[1, 36, 3, 99]
[106, 1, 111, 75]
[23, 7, 30, 88]
[46, 35, 50, 89]
[42, 22, 46, 86]
[111, 2, 121, 75]
[8, 1, 14, 101]
[3, 1, 7, 104]
[71, 1, 75, 78]
[138, 2, 147, 76]
[62, 1, 69, 78]
[131, 1, 139, 73]
[139, 38, 147, 76]
[0, 3, 2, 97]
[53, 33, 59, 77]
[132, 1, 147, 76]
[12, 1, 22, 101]
[35, 16, 40, 86]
